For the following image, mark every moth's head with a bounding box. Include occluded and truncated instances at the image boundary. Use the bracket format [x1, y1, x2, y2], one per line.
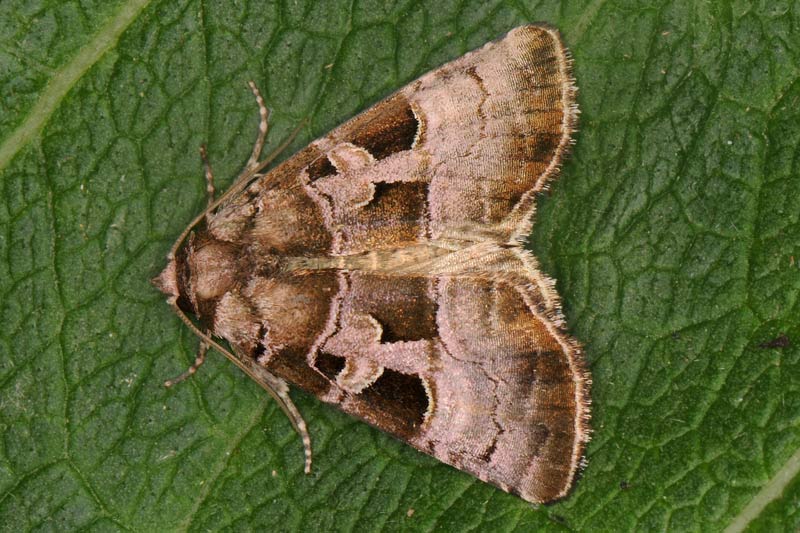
[152, 232, 239, 324]
[152, 257, 179, 304]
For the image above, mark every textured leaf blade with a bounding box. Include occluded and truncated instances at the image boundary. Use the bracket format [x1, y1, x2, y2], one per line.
[1, 1, 799, 531]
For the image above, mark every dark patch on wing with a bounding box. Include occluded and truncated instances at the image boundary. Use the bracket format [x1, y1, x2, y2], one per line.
[307, 155, 337, 181]
[525, 132, 562, 163]
[349, 274, 438, 342]
[529, 423, 551, 457]
[359, 368, 429, 438]
[374, 288, 437, 343]
[251, 324, 269, 359]
[315, 351, 347, 380]
[531, 349, 572, 386]
[361, 181, 429, 227]
[350, 95, 419, 160]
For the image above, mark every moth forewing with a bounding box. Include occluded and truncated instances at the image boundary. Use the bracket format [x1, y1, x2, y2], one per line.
[155, 24, 589, 505]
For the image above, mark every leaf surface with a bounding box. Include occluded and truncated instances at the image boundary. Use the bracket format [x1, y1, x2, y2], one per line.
[1, 1, 799, 531]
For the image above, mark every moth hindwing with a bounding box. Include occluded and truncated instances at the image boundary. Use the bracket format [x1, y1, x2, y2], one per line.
[154, 24, 590, 504]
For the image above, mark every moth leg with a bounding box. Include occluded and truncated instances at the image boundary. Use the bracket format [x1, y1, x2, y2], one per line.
[199, 144, 216, 206]
[246, 80, 270, 170]
[164, 340, 209, 388]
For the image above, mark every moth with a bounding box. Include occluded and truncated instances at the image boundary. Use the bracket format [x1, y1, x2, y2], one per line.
[153, 24, 590, 504]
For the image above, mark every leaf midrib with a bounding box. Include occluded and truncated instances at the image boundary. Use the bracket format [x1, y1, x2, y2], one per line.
[0, 0, 152, 172]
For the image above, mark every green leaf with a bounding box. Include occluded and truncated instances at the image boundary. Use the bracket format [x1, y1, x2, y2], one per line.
[1, 0, 798, 531]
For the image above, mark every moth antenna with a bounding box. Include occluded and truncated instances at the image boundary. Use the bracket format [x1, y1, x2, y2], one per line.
[248, 118, 308, 176]
[199, 144, 216, 207]
[164, 341, 208, 388]
[275, 383, 314, 474]
[246, 81, 270, 170]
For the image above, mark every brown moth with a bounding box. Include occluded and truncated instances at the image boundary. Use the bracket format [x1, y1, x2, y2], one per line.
[153, 24, 590, 504]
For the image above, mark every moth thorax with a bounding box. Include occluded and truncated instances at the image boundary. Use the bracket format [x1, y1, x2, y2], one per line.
[190, 240, 240, 301]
